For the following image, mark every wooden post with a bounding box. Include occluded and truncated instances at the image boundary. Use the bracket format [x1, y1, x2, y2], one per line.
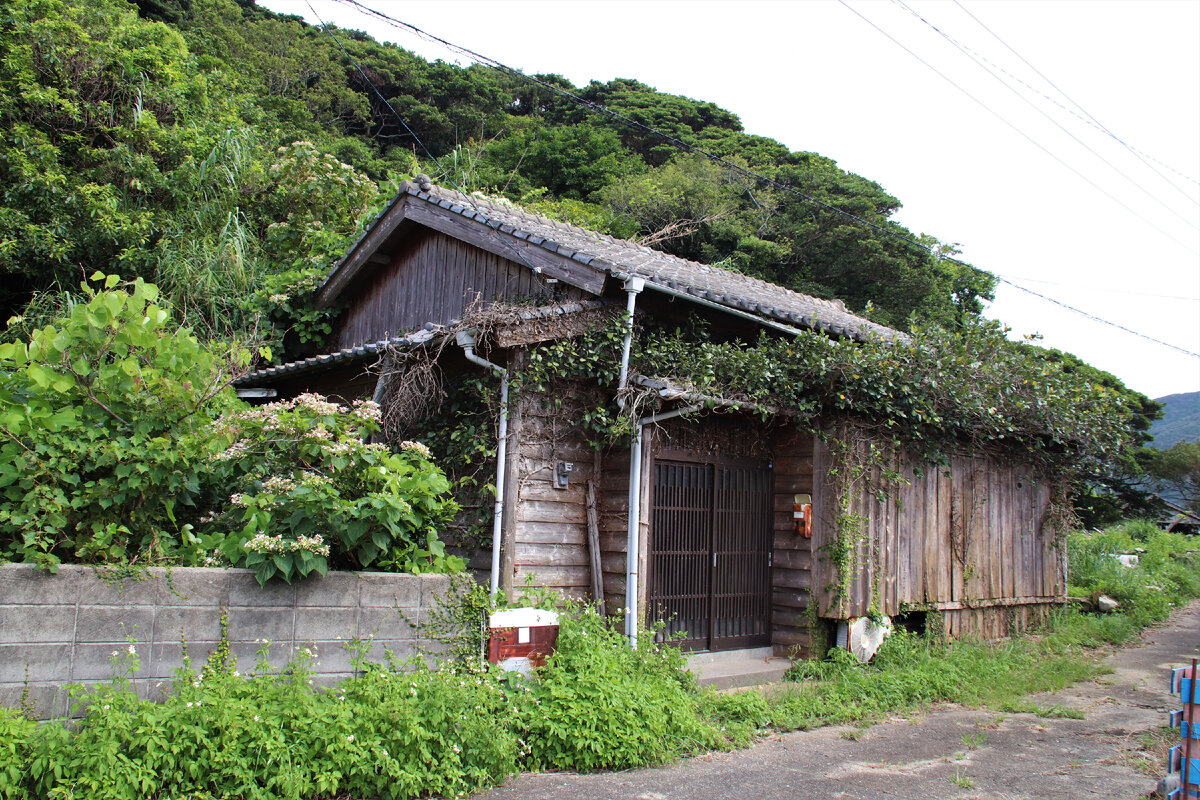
[586, 479, 605, 613]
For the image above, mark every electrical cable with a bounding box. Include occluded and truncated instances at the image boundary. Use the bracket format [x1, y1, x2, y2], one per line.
[893, 0, 1199, 229]
[992, 276, 1200, 302]
[953, 0, 1200, 195]
[326, 0, 1200, 360]
[997, 277, 1199, 357]
[839, 0, 1198, 255]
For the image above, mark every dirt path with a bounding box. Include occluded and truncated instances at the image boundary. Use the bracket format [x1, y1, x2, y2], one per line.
[477, 602, 1200, 800]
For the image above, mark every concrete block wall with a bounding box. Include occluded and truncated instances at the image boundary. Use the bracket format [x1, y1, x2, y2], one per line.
[0, 564, 451, 719]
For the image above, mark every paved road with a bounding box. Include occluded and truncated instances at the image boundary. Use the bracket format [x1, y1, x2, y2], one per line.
[477, 602, 1200, 800]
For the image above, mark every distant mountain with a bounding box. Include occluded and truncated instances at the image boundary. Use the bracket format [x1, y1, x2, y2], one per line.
[1149, 391, 1200, 449]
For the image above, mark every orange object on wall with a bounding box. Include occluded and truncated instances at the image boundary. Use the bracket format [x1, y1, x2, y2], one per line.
[793, 496, 813, 538]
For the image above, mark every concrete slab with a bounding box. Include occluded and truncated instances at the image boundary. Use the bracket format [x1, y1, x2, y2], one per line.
[688, 648, 791, 690]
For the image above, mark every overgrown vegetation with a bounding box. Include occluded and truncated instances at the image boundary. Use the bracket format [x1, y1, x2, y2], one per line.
[1, 523, 1194, 799]
[1, 0, 994, 342]
[0, 276, 460, 582]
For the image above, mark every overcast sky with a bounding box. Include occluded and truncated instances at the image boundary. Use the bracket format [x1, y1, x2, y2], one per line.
[262, 0, 1200, 401]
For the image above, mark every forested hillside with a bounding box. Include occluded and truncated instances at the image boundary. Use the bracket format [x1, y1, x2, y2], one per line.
[1150, 391, 1200, 449]
[1, 0, 997, 352]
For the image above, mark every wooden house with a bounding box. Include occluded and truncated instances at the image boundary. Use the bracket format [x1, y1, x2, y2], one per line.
[236, 178, 1067, 658]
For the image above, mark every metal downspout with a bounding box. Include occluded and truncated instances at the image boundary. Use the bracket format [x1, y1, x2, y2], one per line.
[456, 330, 509, 597]
[614, 276, 645, 646]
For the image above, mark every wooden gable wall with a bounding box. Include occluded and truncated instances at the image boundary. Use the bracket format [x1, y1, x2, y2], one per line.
[332, 226, 588, 350]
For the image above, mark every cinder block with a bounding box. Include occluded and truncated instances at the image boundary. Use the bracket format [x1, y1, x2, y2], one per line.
[227, 572, 295, 607]
[68, 643, 145, 682]
[294, 572, 361, 608]
[228, 640, 292, 675]
[74, 606, 155, 643]
[420, 574, 453, 610]
[0, 606, 76, 644]
[151, 606, 226, 647]
[294, 607, 358, 641]
[0, 563, 81, 605]
[76, 568, 158, 606]
[153, 567, 231, 607]
[363, 638, 421, 666]
[356, 572, 419, 609]
[225, 606, 294, 644]
[294, 639, 356, 674]
[0, 682, 70, 719]
[141, 678, 173, 704]
[0, 643, 72, 683]
[356, 607, 416, 640]
[146, 641, 203, 680]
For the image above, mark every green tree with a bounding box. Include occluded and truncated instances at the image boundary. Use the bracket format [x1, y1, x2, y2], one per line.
[1147, 440, 1200, 513]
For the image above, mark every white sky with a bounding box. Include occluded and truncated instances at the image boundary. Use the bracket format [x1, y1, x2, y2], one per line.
[263, 0, 1200, 400]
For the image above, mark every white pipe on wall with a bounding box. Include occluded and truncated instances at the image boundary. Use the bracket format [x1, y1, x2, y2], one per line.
[456, 331, 509, 597]
[616, 276, 644, 410]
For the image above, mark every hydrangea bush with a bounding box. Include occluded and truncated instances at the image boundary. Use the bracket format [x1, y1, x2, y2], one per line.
[205, 393, 462, 584]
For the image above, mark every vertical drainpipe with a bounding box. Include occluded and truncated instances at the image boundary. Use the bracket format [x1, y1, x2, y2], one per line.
[456, 330, 509, 597]
[616, 276, 644, 647]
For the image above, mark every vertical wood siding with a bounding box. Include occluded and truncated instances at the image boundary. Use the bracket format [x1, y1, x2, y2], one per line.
[333, 227, 585, 350]
[811, 431, 1064, 622]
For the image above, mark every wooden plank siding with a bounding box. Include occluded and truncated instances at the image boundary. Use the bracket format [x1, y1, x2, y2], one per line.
[771, 426, 815, 657]
[332, 226, 586, 351]
[508, 392, 600, 602]
[810, 429, 1064, 625]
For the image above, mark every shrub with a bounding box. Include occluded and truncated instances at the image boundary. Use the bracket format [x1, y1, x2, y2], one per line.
[0, 274, 241, 570]
[3, 642, 517, 800]
[204, 393, 463, 584]
[1067, 522, 1198, 636]
[515, 605, 721, 771]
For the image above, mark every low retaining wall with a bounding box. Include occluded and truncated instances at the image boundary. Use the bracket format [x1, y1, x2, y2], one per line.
[0, 564, 451, 719]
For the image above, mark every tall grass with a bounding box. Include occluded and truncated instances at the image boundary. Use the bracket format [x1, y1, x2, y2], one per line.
[758, 522, 1200, 733]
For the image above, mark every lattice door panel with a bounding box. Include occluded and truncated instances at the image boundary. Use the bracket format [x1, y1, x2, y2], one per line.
[650, 458, 773, 651]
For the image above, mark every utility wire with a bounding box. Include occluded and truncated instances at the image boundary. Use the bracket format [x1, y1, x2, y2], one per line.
[893, 0, 1200, 229]
[997, 277, 1200, 357]
[839, 0, 1198, 255]
[953, 0, 1200, 195]
[327, 0, 1200, 360]
[304, 0, 556, 293]
[994, 276, 1200, 302]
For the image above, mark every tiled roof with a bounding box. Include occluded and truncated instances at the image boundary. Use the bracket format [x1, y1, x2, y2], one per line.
[325, 179, 897, 342]
[234, 300, 612, 386]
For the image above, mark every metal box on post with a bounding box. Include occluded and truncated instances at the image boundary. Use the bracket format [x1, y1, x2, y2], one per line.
[487, 608, 560, 675]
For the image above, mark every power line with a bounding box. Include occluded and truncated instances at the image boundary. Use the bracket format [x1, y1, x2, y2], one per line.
[837, 0, 1198, 256]
[997, 277, 1199, 357]
[953, 0, 1200, 196]
[327, 0, 1200, 361]
[994, 275, 1200, 302]
[893, 0, 1200, 230]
